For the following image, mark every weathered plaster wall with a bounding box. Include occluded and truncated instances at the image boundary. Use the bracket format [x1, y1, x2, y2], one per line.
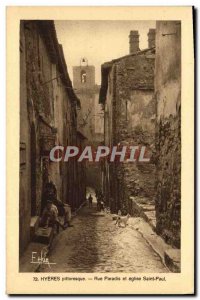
[73, 67, 103, 189]
[20, 21, 86, 255]
[76, 90, 96, 143]
[103, 50, 156, 214]
[73, 65, 95, 90]
[19, 23, 31, 255]
[73, 67, 103, 144]
[155, 21, 181, 248]
[94, 92, 104, 137]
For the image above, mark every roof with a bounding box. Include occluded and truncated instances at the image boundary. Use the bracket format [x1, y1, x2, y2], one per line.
[37, 21, 80, 107]
[99, 47, 155, 104]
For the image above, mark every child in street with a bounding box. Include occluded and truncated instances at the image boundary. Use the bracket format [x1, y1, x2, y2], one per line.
[40, 200, 65, 233]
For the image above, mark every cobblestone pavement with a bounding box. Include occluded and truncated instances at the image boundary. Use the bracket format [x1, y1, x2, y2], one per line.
[40, 202, 168, 273]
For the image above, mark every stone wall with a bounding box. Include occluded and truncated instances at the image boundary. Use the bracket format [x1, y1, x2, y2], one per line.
[94, 92, 104, 138]
[73, 66, 103, 189]
[73, 65, 95, 90]
[20, 22, 32, 255]
[155, 21, 181, 248]
[102, 49, 156, 213]
[20, 21, 86, 255]
[76, 90, 96, 143]
[74, 70, 103, 145]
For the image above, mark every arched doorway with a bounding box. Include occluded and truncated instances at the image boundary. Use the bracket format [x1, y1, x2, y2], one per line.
[30, 123, 37, 216]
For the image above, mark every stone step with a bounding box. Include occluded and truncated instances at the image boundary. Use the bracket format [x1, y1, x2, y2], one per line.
[129, 196, 156, 231]
[34, 227, 54, 244]
[142, 210, 156, 229]
[164, 249, 181, 273]
[139, 204, 155, 211]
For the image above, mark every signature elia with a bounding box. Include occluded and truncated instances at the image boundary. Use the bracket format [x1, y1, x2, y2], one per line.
[31, 250, 56, 268]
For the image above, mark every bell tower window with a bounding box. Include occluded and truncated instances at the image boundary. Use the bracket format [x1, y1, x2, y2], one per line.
[81, 70, 87, 83]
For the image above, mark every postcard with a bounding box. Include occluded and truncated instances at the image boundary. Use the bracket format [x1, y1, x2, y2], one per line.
[6, 6, 194, 294]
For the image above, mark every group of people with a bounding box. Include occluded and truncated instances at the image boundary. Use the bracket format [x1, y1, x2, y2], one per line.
[96, 190, 105, 211]
[40, 181, 72, 234]
[41, 183, 110, 233]
[87, 189, 105, 212]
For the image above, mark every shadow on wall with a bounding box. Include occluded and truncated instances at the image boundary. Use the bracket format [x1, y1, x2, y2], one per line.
[86, 163, 102, 190]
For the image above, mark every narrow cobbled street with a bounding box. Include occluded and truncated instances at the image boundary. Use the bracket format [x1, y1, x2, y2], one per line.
[19, 20, 182, 277]
[40, 192, 168, 273]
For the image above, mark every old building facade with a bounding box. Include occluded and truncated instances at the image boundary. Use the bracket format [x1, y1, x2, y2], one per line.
[100, 23, 181, 250]
[20, 21, 86, 255]
[99, 30, 156, 213]
[73, 61, 104, 189]
[154, 21, 181, 248]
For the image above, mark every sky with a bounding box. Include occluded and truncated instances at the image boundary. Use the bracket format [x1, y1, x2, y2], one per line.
[55, 20, 156, 85]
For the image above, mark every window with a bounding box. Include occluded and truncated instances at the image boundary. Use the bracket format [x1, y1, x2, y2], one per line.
[81, 70, 87, 83]
[20, 142, 26, 169]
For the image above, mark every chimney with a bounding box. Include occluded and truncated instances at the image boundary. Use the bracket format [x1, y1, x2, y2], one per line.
[129, 30, 140, 54]
[148, 28, 156, 48]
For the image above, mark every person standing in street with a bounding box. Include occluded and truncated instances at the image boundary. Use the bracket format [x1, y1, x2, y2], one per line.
[88, 194, 93, 208]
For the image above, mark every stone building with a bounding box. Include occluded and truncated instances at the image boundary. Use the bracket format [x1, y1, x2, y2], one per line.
[73, 61, 104, 189]
[154, 21, 181, 248]
[20, 20, 86, 256]
[99, 29, 156, 213]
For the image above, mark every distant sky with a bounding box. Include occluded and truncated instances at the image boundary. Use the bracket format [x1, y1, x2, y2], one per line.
[55, 20, 156, 85]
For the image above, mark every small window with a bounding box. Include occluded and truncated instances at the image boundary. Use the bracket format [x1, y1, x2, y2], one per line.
[20, 142, 26, 169]
[81, 70, 87, 83]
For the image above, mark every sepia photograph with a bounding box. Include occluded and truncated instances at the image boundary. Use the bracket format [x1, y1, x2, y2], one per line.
[6, 6, 194, 295]
[19, 19, 181, 274]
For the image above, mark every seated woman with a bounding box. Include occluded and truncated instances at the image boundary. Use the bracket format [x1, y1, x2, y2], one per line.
[40, 200, 65, 234]
[53, 198, 73, 228]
